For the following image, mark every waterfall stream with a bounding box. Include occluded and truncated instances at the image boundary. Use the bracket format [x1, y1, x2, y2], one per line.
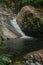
[11, 18, 25, 36]
[10, 18, 33, 39]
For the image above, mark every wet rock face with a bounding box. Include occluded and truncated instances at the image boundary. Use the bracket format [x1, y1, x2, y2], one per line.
[17, 6, 43, 38]
[0, 8, 21, 40]
[0, 25, 19, 40]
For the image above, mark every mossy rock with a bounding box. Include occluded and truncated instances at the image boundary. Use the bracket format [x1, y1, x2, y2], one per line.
[17, 6, 43, 38]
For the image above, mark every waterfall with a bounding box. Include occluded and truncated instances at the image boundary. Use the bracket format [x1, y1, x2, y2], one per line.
[10, 18, 33, 39]
[10, 18, 25, 36]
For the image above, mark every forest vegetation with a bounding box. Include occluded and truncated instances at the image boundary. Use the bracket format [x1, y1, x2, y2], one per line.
[0, 0, 43, 65]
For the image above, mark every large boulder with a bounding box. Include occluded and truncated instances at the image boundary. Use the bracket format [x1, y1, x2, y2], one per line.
[17, 6, 43, 38]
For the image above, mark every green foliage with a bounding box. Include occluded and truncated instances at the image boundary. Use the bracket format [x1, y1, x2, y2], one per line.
[0, 0, 43, 7]
[0, 0, 43, 8]
[21, 0, 43, 7]
[0, 53, 12, 65]
[0, 0, 43, 13]
[22, 11, 43, 33]
[14, 0, 43, 13]
[0, 0, 2, 2]
[0, 41, 6, 49]
[0, 61, 5, 65]
[0, 40, 13, 65]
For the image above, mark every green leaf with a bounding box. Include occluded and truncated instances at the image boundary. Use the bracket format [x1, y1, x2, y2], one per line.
[0, 61, 5, 65]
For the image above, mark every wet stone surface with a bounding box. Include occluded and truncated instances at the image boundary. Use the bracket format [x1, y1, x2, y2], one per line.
[13, 58, 43, 65]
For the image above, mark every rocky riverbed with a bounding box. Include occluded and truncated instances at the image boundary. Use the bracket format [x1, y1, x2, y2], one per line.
[0, 6, 43, 65]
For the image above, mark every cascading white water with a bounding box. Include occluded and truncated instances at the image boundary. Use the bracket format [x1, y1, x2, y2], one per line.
[10, 18, 25, 36]
[10, 18, 33, 39]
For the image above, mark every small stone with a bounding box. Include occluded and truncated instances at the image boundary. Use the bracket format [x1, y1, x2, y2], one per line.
[35, 62, 41, 65]
[26, 60, 29, 65]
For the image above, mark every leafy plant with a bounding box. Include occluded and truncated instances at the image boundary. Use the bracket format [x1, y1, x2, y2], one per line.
[0, 61, 5, 65]
[0, 53, 12, 65]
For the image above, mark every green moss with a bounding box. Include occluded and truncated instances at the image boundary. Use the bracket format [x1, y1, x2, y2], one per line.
[22, 11, 43, 33]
